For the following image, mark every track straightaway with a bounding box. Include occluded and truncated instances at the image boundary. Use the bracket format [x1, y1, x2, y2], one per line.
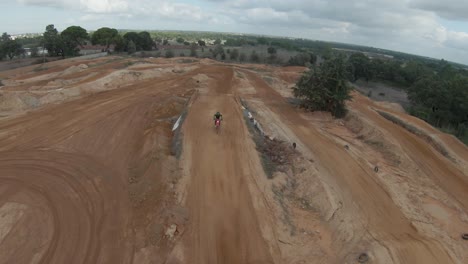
[182, 67, 274, 264]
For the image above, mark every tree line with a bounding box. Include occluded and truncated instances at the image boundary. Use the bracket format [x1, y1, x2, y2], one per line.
[0, 25, 160, 60]
[347, 52, 468, 140]
[294, 51, 468, 143]
[2, 24, 324, 64]
[0, 33, 24, 60]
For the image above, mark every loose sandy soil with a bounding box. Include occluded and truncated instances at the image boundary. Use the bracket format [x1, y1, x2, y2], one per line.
[0, 56, 467, 264]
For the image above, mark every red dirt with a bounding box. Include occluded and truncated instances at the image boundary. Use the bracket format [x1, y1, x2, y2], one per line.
[1, 57, 467, 264]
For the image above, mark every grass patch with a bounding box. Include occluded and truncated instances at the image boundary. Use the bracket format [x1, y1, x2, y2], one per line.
[377, 110, 454, 161]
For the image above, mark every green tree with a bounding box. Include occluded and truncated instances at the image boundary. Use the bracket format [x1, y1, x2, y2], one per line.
[401, 60, 432, 85]
[320, 45, 334, 60]
[408, 74, 468, 131]
[61, 26, 89, 56]
[113, 35, 125, 52]
[267, 46, 277, 63]
[61, 26, 88, 48]
[30, 46, 39, 57]
[43, 24, 64, 57]
[127, 40, 136, 54]
[212, 45, 224, 58]
[267, 47, 277, 55]
[138, 31, 153, 51]
[165, 49, 174, 58]
[309, 53, 317, 65]
[176, 37, 185, 43]
[230, 49, 239, 60]
[239, 53, 246, 62]
[198, 40, 206, 46]
[154, 37, 162, 45]
[250, 50, 260, 62]
[91, 27, 119, 50]
[190, 44, 198, 57]
[163, 39, 169, 45]
[257, 37, 268, 45]
[1, 38, 23, 60]
[293, 55, 352, 117]
[214, 39, 221, 45]
[0, 33, 11, 60]
[348, 52, 371, 82]
[289, 53, 311, 66]
[0, 33, 7, 60]
[369, 59, 386, 80]
[123, 32, 141, 51]
[225, 38, 243, 46]
[1, 32, 10, 42]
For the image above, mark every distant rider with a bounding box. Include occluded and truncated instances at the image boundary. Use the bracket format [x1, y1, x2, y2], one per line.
[213, 111, 223, 126]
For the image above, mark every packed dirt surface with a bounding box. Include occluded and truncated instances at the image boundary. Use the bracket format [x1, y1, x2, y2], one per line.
[0, 56, 467, 264]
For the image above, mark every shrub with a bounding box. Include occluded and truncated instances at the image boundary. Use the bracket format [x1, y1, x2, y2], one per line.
[165, 50, 174, 58]
[239, 53, 246, 62]
[293, 55, 352, 118]
[250, 50, 260, 62]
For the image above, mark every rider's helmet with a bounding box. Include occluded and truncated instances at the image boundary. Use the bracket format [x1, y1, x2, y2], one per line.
[216, 111, 220, 115]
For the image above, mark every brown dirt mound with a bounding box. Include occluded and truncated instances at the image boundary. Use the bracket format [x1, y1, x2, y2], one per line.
[1, 57, 467, 264]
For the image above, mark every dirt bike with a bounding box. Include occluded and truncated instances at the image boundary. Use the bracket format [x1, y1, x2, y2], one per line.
[215, 119, 221, 134]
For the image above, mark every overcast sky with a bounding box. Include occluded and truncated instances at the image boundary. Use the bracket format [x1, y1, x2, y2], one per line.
[1, 0, 468, 64]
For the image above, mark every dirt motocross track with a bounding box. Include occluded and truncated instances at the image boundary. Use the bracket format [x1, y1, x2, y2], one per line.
[0, 56, 467, 264]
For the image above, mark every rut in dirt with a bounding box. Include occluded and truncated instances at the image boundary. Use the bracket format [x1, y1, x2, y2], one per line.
[181, 67, 274, 264]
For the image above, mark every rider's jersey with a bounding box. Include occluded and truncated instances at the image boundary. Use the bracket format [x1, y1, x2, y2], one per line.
[214, 113, 222, 120]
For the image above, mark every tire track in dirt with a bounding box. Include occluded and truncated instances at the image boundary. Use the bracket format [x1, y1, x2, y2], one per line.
[181, 66, 274, 264]
[0, 151, 131, 264]
[3, 57, 466, 263]
[240, 69, 456, 263]
[348, 95, 468, 209]
[0, 60, 199, 264]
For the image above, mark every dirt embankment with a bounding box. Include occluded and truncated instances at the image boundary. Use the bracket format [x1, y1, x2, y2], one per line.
[0, 57, 467, 264]
[234, 65, 468, 263]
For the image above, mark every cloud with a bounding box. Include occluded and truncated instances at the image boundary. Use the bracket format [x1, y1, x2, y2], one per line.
[210, 0, 468, 62]
[17, 0, 74, 8]
[80, 0, 128, 13]
[12, 0, 468, 64]
[20, 0, 130, 13]
[424, 26, 468, 50]
[410, 0, 468, 20]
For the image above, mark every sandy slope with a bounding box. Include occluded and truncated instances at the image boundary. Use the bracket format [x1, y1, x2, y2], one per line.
[237, 69, 461, 263]
[0, 57, 467, 264]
